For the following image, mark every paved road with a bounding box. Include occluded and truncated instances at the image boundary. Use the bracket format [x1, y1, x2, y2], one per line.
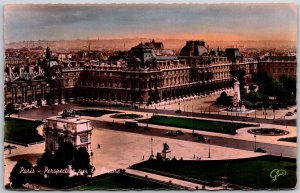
[90, 120, 296, 158]
[113, 107, 297, 126]
[16, 104, 296, 158]
[17, 103, 296, 127]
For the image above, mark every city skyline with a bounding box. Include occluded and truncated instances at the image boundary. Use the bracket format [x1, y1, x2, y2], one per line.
[4, 3, 297, 43]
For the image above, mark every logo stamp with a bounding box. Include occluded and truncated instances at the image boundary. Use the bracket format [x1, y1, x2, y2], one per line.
[270, 169, 287, 182]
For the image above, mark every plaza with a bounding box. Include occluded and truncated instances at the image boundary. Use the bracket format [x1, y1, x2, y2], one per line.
[4, 101, 297, 189]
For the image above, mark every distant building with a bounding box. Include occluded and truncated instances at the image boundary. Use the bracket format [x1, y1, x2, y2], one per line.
[257, 56, 297, 79]
[43, 108, 93, 153]
[4, 39, 262, 106]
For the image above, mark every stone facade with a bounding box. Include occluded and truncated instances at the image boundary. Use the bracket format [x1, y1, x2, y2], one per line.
[4, 40, 261, 106]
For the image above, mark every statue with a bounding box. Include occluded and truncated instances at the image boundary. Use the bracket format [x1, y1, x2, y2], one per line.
[233, 77, 241, 107]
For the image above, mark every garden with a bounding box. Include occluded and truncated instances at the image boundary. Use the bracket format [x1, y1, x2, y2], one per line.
[141, 115, 255, 135]
[131, 155, 296, 189]
[4, 117, 44, 145]
[78, 172, 178, 190]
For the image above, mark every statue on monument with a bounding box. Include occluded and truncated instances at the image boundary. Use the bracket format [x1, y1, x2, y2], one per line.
[233, 77, 241, 107]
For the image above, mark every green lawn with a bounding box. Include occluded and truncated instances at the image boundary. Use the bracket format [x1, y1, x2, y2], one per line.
[142, 115, 254, 134]
[74, 109, 119, 117]
[132, 156, 296, 189]
[78, 173, 177, 190]
[5, 117, 44, 144]
[278, 137, 297, 143]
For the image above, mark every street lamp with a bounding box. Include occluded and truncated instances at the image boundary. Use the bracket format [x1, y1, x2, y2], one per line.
[208, 139, 211, 158]
[150, 137, 154, 158]
[254, 135, 257, 152]
[187, 105, 189, 117]
[90, 151, 93, 165]
[284, 115, 287, 128]
[146, 114, 149, 128]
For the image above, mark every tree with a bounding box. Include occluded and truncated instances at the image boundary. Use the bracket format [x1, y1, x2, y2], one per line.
[5, 103, 15, 117]
[72, 147, 91, 174]
[248, 84, 257, 92]
[10, 159, 33, 188]
[36, 150, 55, 169]
[279, 75, 296, 98]
[216, 92, 232, 106]
[272, 80, 289, 102]
[253, 71, 273, 86]
[247, 91, 262, 103]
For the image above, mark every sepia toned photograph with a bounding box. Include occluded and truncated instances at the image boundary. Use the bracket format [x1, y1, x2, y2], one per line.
[3, 2, 297, 190]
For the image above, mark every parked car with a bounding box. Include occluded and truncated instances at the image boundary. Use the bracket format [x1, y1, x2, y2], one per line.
[165, 131, 176, 136]
[175, 130, 184, 135]
[285, 112, 294, 116]
[175, 109, 182, 113]
[256, 148, 267, 153]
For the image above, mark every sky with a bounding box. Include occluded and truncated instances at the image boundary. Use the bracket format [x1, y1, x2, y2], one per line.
[4, 3, 297, 43]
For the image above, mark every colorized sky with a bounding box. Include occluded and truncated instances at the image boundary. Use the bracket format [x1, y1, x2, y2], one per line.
[4, 3, 297, 43]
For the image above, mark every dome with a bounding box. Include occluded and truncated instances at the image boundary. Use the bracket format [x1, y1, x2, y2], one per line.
[179, 40, 208, 57]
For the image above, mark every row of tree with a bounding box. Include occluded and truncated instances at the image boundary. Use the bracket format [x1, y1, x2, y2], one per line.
[9, 140, 92, 188]
[251, 72, 296, 104]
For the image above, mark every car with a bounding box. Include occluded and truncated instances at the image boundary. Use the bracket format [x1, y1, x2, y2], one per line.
[285, 112, 294, 116]
[165, 131, 176, 136]
[175, 130, 184, 135]
[175, 109, 182, 113]
[255, 148, 267, 153]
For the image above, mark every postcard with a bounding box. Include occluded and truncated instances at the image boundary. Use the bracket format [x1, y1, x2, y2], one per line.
[3, 3, 297, 190]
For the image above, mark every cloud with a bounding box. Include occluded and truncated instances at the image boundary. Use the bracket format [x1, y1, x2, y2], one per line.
[4, 3, 297, 42]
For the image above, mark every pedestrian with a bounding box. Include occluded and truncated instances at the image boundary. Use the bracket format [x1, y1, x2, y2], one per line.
[97, 144, 100, 149]
[143, 155, 144, 160]
[194, 154, 195, 159]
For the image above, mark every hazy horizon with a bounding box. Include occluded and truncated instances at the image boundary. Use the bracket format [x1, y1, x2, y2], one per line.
[4, 4, 297, 43]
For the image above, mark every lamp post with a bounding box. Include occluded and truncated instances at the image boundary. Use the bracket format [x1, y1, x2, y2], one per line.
[254, 135, 257, 152]
[90, 151, 93, 165]
[208, 139, 211, 158]
[146, 114, 149, 129]
[187, 105, 189, 117]
[150, 137, 154, 158]
[284, 115, 287, 128]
